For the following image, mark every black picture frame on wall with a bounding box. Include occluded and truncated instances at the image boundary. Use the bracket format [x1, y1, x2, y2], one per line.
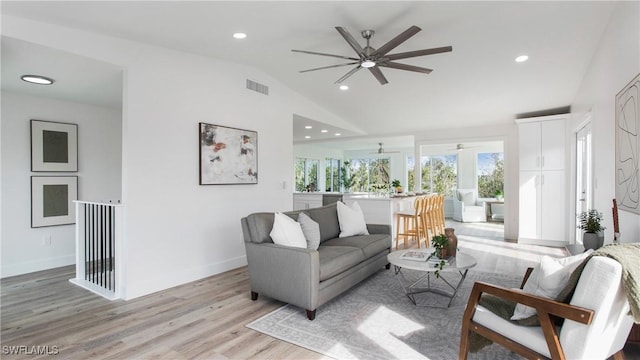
[31, 176, 78, 228]
[31, 119, 78, 172]
[199, 122, 258, 185]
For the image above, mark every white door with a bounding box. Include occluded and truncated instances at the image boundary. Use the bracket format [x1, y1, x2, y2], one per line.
[575, 122, 593, 243]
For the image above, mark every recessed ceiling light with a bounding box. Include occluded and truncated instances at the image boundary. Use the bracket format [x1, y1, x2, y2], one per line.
[304, 135, 311, 139]
[321, 129, 328, 133]
[21, 75, 54, 85]
[339, 85, 349, 91]
[233, 33, 247, 39]
[335, 133, 341, 136]
[515, 55, 529, 63]
[305, 125, 312, 129]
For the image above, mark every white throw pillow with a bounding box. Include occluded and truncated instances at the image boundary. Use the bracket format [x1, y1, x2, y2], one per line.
[511, 249, 593, 320]
[336, 201, 369, 238]
[269, 212, 307, 248]
[297, 212, 320, 250]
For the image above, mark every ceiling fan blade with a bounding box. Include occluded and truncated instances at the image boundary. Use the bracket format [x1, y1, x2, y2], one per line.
[386, 46, 453, 60]
[371, 25, 421, 57]
[335, 27, 365, 56]
[368, 66, 388, 85]
[334, 66, 362, 84]
[299, 62, 360, 73]
[291, 49, 360, 61]
[378, 62, 432, 74]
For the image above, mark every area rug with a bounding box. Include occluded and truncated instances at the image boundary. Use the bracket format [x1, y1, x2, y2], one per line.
[246, 269, 524, 360]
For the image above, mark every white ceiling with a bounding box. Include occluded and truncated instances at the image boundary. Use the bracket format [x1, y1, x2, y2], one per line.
[1, 1, 617, 147]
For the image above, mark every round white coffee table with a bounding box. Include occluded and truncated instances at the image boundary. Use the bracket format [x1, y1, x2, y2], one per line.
[387, 249, 477, 307]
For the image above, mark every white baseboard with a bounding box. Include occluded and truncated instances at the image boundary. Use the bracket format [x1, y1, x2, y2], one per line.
[122, 255, 248, 300]
[518, 237, 567, 247]
[1, 255, 75, 278]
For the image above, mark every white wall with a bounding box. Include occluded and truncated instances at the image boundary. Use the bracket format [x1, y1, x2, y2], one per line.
[570, 1, 640, 244]
[2, 15, 350, 299]
[1, 92, 122, 277]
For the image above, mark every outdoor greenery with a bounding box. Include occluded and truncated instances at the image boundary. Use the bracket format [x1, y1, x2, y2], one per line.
[294, 158, 318, 192]
[421, 155, 457, 196]
[347, 158, 390, 193]
[478, 153, 504, 198]
[325, 158, 341, 192]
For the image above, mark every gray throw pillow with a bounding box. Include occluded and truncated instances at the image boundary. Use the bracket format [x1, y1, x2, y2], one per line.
[298, 212, 320, 250]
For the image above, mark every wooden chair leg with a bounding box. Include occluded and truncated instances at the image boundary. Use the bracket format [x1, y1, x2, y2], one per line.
[612, 350, 625, 360]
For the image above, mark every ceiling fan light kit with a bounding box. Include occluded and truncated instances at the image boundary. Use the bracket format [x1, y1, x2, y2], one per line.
[292, 25, 452, 85]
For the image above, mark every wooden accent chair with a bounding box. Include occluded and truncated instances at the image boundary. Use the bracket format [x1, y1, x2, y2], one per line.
[460, 256, 634, 360]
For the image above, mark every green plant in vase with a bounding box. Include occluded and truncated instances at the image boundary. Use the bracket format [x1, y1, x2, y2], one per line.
[577, 209, 606, 250]
[391, 179, 403, 194]
[430, 234, 450, 277]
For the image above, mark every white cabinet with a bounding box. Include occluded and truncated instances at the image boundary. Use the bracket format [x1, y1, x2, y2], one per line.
[293, 194, 323, 210]
[517, 116, 567, 246]
[519, 120, 565, 171]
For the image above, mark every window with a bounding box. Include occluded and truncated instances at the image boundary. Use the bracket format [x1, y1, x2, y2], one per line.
[477, 152, 504, 198]
[347, 158, 390, 192]
[294, 158, 318, 192]
[421, 154, 457, 195]
[407, 156, 415, 191]
[325, 158, 341, 192]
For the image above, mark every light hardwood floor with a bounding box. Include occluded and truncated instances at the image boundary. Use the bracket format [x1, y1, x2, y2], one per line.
[2, 221, 637, 359]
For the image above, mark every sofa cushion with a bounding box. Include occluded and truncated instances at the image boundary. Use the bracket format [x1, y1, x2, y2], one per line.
[304, 203, 340, 242]
[321, 234, 390, 258]
[317, 246, 365, 281]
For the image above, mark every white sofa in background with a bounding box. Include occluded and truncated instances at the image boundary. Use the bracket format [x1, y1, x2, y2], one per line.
[453, 189, 486, 222]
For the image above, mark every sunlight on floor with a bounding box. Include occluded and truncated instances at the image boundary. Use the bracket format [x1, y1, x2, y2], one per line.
[357, 306, 427, 359]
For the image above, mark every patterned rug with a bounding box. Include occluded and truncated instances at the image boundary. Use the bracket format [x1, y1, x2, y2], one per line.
[246, 268, 524, 360]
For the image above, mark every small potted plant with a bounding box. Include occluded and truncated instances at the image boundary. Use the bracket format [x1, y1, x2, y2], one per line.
[430, 234, 450, 277]
[494, 189, 504, 201]
[391, 179, 403, 194]
[577, 209, 606, 250]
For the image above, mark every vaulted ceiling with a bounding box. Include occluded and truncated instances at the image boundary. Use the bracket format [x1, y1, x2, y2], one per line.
[1, 1, 616, 145]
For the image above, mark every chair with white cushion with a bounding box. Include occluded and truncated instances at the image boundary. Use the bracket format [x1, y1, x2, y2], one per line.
[452, 189, 486, 222]
[459, 256, 634, 360]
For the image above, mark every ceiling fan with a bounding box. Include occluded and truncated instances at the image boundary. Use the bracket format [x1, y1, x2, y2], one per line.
[291, 26, 452, 85]
[453, 143, 479, 152]
[371, 142, 400, 154]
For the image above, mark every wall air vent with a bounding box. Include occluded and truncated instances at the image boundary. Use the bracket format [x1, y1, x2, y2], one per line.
[246, 79, 269, 95]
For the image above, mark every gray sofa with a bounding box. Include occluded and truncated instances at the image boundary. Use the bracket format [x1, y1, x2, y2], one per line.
[241, 202, 391, 320]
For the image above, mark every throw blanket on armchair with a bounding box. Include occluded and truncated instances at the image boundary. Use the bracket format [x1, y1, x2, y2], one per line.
[470, 243, 640, 353]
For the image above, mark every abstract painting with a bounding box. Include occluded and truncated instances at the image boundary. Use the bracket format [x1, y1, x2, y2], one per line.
[31, 120, 78, 172]
[31, 176, 78, 227]
[199, 123, 257, 185]
[615, 73, 640, 214]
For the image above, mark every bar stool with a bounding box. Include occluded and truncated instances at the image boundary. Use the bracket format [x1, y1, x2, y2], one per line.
[395, 196, 426, 249]
[421, 195, 438, 246]
[434, 194, 446, 235]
